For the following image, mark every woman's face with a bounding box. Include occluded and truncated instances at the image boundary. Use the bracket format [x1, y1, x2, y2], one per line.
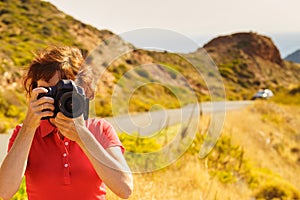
[37, 71, 61, 88]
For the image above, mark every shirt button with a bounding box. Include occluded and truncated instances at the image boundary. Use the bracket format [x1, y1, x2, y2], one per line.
[64, 164, 69, 168]
[63, 153, 67, 157]
[64, 142, 69, 146]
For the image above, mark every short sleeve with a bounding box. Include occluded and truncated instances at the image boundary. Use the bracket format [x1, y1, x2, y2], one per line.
[87, 118, 125, 153]
[8, 124, 23, 152]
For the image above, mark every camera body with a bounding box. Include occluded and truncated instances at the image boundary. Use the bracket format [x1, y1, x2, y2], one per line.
[37, 79, 89, 120]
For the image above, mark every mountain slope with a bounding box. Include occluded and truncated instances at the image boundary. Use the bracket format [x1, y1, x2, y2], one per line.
[0, 0, 199, 131]
[0, 0, 132, 131]
[0, 1, 300, 132]
[285, 49, 300, 63]
[0, 0, 116, 81]
[201, 32, 300, 99]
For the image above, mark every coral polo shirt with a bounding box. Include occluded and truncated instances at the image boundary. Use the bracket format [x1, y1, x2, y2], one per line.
[8, 118, 124, 200]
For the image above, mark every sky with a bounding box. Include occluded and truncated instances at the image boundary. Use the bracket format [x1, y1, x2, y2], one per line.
[47, 0, 300, 57]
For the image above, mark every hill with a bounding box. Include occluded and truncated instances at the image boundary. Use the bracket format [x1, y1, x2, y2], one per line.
[285, 49, 300, 63]
[146, 32, 300, 100]
[202, 32, 300, 99]
[0, 0, 122, 131]
[0, 0, 202, 131]
[0, 0, 300, 132]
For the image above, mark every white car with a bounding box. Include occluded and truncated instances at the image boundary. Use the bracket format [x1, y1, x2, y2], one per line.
[251, 89, 274, 100]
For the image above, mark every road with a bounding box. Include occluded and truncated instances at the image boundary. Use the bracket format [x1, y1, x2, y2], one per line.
[104, 100, 252, 135]
[0, 130, 13, 165]
[0, 100, 252, 165]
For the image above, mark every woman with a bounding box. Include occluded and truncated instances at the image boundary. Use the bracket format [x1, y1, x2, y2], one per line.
[0, 45, 133, 200]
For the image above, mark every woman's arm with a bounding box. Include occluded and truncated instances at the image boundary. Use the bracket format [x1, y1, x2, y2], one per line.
[76, 130, 133, 199]
[0, 88, 54, 200]
[54, 113, 133, 199]
[0, 126, 36, 200]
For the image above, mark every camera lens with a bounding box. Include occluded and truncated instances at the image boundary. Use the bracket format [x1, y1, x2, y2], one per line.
[59, 91, 84, 118]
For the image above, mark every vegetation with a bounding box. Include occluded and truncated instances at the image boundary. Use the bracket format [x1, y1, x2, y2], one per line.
[115, 101, 300, 199]
[0, 0, 212, 130]
[271, 85, 300, 105]
[11, 178, 27, 200]
[10, 101, 300, 200]
[0, 88, 26, 132]
[144, 50, 212, 102]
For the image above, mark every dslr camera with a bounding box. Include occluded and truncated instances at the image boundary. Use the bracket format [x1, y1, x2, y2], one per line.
[38, 79, 89, 120]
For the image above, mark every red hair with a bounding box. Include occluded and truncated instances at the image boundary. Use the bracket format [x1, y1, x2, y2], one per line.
[23, 45, 94, 99]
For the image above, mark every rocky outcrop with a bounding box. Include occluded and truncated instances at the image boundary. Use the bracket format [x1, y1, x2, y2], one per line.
[203, 32, 283, 65]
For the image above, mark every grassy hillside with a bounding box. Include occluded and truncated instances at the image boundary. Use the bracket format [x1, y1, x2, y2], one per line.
[0, 0, 215, 132]
[109, 101, 300, 200]
[0, 0, 115, 131]
[0, 0, 198, 131]
[1, 1, 300, 133]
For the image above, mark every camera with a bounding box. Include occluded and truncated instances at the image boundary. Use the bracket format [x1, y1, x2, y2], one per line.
[37, 79, 89, 120]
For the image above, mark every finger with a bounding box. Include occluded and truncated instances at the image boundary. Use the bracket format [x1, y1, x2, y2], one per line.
[55, 113, 77, 127]
[39, 110, 54, 118]
[57, 112, 84, 121]
[30, 99, 54, 113]
[55, 113, 70, 124]
[39, 102, 55, 111]
[35, 96, 55, 106]
[56, 112, 72, 120]
[55, 119, 73, 132]
[31, 87, 49, 100]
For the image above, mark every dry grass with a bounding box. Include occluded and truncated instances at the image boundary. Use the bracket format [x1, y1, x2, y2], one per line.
[106, 155, 252, 200]
[107, 101, 300, 200]
[224, 101, 300, 189]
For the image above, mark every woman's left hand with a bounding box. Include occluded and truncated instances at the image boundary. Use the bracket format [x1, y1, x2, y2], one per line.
[51, 112, 86, 142]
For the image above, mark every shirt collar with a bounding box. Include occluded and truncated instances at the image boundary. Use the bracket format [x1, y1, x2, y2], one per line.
[40, 120, 57, 138]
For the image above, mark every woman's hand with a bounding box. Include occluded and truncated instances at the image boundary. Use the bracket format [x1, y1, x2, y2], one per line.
[52, 112, 86, 142]
[23, 87, 55, 129]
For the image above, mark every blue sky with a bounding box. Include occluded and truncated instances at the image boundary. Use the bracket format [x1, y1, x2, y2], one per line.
[47, 0, 300, 57]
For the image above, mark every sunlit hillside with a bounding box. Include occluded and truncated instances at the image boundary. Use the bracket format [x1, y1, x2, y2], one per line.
[105, 101, 300, 200]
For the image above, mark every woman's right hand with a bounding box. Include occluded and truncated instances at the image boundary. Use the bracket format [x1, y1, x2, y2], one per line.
[22, 87, 55, 129]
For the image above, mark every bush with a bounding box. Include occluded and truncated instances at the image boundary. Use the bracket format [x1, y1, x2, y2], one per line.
[135, 68, 150, 78]
[12, 178, 27, 200]
[188, 133, 249, 184]
[255, 183, 300, 200]
[5, 105, 21, 118]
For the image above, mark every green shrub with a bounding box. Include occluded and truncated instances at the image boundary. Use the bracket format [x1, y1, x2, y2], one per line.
[271, 87, 300, 105]
[188, 133, 249, 184]
[119, 132, 161, 153]
[135, 68, 150, 78]
[5, 105, 21, 118]
[12, 178, 27, 200]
